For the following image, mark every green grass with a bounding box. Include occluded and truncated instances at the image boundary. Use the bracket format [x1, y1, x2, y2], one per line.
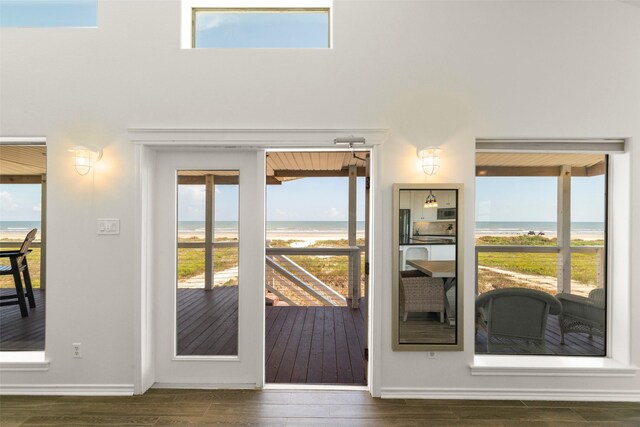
[0, 247, 41, 289]
[177, 247, 238, 281]
[476, 235, 604, 247]
[476, 235, 604, 289]
[477, 252, 599, 285]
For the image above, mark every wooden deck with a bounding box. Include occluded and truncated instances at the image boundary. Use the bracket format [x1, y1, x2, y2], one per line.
[177, 287, 239, 356]
[475, 314, 605, 355]
[265, 299, 366, 385]
[176, 287, 366, 385]
[2, 288, 603, 365]
[0, 288, 45, 351]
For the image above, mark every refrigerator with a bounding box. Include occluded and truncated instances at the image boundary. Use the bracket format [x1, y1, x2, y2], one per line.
[399, 209, 411, 243]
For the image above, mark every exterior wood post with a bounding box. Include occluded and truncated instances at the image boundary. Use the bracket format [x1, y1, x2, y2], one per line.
[597, 247, 604, 289]
[348, 164, 359, 307]
[40, 174, 46, 291]
[205, 174, 215, 291]
[557, 165, 571, 293]
[363, 154, 370, 368]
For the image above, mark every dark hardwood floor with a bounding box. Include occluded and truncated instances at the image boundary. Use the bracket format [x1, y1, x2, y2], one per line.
[0, 288, 45, 351]
[1, 389, 639, 426]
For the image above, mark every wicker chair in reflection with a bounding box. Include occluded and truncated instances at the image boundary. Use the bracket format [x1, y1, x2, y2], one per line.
[476, 287, 562, 353]
[399, 270, 445, 323]
[556, 288, 605, 345]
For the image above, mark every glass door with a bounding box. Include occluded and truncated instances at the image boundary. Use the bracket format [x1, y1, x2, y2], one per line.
[154, 149, 265, 387]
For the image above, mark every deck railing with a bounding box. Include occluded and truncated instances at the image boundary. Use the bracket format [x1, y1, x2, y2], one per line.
[475, 245, 605, 295]
[176, 241, 363, 308]
[266, 246, 362, 308]
[0, 242, 42, 248]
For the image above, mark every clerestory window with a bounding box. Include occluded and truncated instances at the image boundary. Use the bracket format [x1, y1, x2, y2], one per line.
[0, 0, 96, 28]
[183, 1, 332, 49]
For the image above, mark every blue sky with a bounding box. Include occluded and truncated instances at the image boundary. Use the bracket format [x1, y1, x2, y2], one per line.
[0, 0, 96, 27]
[0, 185, 42, 221]
[177, 177, 366, 222]
[476, 176, 605, 222]
[3, 175, 604, 223]
[195, 11, 329, 48]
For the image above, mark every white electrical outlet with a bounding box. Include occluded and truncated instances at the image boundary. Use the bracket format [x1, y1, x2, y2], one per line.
[427, 351, 436, 359]
[72, 342, 82, 358]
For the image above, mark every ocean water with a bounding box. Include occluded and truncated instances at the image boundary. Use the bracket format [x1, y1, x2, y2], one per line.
[0, 221, 41, 232]
[179, 221, 366, 234]
[475, 221, 604, 235]
[0, 220, 603, 235]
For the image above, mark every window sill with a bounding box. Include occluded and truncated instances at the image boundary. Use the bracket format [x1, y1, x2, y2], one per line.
[471, 355, 638, 377]
[0, 351, 49, 371]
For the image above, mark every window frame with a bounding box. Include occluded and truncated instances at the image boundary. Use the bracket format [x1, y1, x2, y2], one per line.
[181, 0, 333, 49]
[474, 157, 609, 356]
[470, 139, 637, 377]
[0, 137, 49, 370]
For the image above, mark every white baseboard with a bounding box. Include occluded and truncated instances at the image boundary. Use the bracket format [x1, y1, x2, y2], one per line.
[0, 384, 134, 396]
[380, 387, 640, 402]
[152, 382, 259, 390]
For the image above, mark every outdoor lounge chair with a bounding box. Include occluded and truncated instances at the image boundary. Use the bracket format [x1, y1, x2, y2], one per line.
[556, 288, 605, 345]
[0, 228, 38, 317]
[400, 270, 445, 323]
[476, 287, 562, 353]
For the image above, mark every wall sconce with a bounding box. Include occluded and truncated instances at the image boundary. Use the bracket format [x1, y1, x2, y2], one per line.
[419, 147, 442, 175]
[69, 146, 103, 176]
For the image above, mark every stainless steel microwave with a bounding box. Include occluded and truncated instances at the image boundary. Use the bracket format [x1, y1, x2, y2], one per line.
[437, 208, 456, 220]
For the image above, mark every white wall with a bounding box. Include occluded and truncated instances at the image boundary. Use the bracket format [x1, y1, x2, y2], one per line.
[1, 0, 639, 397]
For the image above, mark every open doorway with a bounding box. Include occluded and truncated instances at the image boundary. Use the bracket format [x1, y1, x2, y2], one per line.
[264, 150, 370, 385]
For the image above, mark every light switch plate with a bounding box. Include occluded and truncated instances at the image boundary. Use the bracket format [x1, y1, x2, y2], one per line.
[97, 218, 120, 235]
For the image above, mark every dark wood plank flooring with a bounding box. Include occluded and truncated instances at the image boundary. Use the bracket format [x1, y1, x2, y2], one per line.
[2, 389, 638, 426]
[266, 299, 366, 385]
[475, 314, 605, 355]
[399, 313, 456, 344]
[177, 287, 238, 356]
[177, 287, 366, 385]
[0, 288, 45, 351]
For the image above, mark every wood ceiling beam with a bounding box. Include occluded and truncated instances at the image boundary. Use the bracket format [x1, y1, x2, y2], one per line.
[586, 161, 606, 177]
[273, 167, 366, 178]
[177, 176, 239, 185]
[178, 175, 282, 185]
[0, 175, 44, 184]
[476, 164, 606, 177]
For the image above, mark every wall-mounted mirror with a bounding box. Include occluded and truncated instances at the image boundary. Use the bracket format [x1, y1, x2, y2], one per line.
[392, 183, 464, 351]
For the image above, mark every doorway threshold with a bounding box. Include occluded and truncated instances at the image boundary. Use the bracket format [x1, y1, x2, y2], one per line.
[264, 383, 368, 391]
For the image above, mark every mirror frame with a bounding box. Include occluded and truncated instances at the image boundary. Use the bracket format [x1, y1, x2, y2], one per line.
[392, 183, 464, 351]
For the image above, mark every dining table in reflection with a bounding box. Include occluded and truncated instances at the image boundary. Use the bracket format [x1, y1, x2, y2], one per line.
[406, 259, 456, 326]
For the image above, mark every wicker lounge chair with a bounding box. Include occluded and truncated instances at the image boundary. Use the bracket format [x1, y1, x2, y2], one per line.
[556, 288, 605, 345]
[399, 270, 445, 323]
[476, 287, 562, 353]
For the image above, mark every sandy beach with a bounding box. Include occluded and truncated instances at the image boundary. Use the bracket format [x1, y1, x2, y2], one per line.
[178, 230, 365, 246]
[475, 231, 604, 241]
[0, 229, 603, 243]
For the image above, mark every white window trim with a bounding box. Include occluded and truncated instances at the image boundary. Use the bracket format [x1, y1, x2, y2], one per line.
[181, 0, 333, 49]
[0, 137, 48, 372]
[471, 139, 638, 377]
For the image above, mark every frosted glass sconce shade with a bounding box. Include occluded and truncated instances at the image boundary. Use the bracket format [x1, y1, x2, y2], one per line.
[69, 146, 102, 175]
[419, 148, 441, 175]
